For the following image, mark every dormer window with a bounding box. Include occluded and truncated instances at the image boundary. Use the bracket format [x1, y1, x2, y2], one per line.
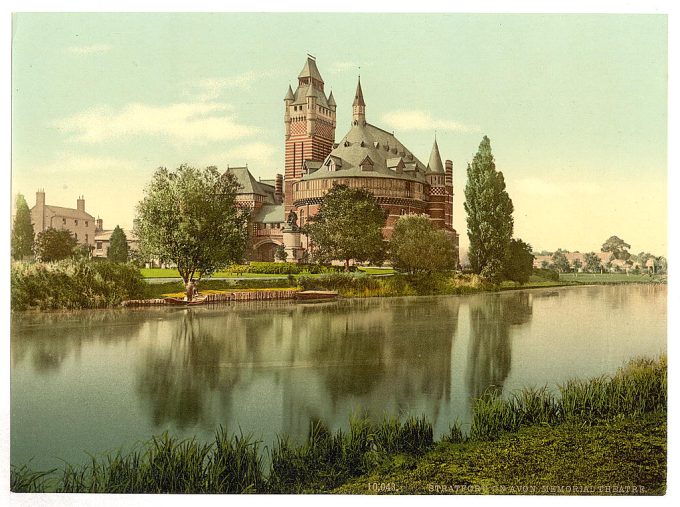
[359, 156, 374, 172]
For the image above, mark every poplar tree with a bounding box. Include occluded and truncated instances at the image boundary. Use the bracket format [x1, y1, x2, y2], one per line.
[464, 136, 514, 280]
[107, 225, 129, 263]
[12, 194, 34, 260]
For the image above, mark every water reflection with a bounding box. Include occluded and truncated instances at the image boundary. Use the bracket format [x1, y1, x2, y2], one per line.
[466, 292, 532, 398]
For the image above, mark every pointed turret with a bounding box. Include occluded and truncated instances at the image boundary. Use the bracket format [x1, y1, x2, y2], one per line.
[298, 56, 324, 89]
[352, 77, 366, 124]
[427, 138, 445, 173]
[327, 90, 336, 110]
[284, 84, 295, 102]
[353, 77, 366, 107]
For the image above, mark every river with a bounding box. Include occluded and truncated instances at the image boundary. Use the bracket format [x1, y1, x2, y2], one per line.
[10, 284, 666, 471]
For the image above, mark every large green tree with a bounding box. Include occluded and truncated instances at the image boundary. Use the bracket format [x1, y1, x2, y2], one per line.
[34, 227, 78, 262]
[551, 250, 570, 273]
[389, 215, 458, 275]
[601, 235, 631, 261]
[136, 164, 249, 295]
[584, 252, 602, 273]
[12, 193, 34, 260]
[503, 238, 534, 284]
[304, 183, 386, 270]
[464, 136, 514, 279]
[107, 225, 129, 263]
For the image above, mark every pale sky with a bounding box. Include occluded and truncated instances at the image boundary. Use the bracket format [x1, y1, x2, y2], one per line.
[11, 12, 668, 255]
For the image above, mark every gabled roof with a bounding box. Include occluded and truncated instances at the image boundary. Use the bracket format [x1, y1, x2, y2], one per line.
[226, 167, 277, 203]
[298, 57, 324, 84]
[427, 139, 445, 173]
[94, 228, 139, 242]
[40, 205, 95, 221]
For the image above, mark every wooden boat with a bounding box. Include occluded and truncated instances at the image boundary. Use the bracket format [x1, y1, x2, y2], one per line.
[295, 290, 339, 301]
[164, 296, 206, 306]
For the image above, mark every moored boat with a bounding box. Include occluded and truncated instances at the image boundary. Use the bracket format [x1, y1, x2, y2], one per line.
[294, 290, 338, 301]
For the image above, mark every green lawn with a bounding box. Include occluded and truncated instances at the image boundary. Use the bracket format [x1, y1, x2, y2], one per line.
[140, 268, 286, 278]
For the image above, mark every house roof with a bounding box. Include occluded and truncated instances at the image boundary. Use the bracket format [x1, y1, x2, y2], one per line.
[301, 122, 429, 183]
[252, 203, 284, 224]
[226, 166, 278, 202]
[94, 228, 138, 242]
[40, 205, 95, 221]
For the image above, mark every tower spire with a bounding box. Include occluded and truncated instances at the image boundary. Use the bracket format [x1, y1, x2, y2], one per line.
[427, 137, 445, 173]
[352, 76, 366, 124]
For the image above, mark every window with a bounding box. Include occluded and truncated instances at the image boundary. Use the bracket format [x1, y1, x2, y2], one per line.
[85, 221, 88, 227]
[75, 219, 78, 226]
[85, 234, 88, 243]
[74, 233, 78, 240]
[63, 218, 66, 225]
[96, 241, 102, 250]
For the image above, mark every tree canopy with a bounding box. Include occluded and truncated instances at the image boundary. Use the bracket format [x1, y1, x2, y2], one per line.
[551, 250, 570, 273]
[107, 225, 129, 263]
[34, 227, 78, 262]
[464, 136, 514, 279]
[503, 238, 534, 284]
[584, 252, 602, 273]
[601, 235, 631, 261]
[304, 183, 386, 270]
[12, 193, 34, 260]
[135, 164, 249, 288]
[389, 215, 458, 275]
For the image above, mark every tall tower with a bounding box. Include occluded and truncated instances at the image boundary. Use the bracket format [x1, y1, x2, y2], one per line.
[352, 77, 366, 125]
[283, 56, 336, 215]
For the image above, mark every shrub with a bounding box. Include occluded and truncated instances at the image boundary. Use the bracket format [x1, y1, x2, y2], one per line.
[532, 268, 560, 282]
[11, 259, 146, 311]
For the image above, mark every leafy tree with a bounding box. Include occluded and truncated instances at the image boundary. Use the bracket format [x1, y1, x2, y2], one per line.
[304, 184, 386, 270]
[540, 260, 550, 269]
[107, 225, 129, 263]
[388, 215, 458, 275]
[503, 238, 534, 284]
[34, 227, 77, 262]
[654, 256, 667, 275]
[637, 252, 653, 270]
[274, 244, 288, 262]
[12, 193, 34, 260]
[464, 136, 514, 279]
[571, 258, 583, 273]
[551, 250, 570, 273]
[136, 164, 249, 296]
[584, 252, 602, 273]
[601, 235, 631, 261]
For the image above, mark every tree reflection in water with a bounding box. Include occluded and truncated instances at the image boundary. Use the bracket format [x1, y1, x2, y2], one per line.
[465, 292, 533, 400]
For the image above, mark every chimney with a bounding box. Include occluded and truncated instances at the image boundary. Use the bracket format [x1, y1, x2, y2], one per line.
[445, 160, 453, 186]
[36, 189, 45, 207]
[77, 195, 85, 212]
[96, 217, 103, 231]
[275, 173, 283, 202]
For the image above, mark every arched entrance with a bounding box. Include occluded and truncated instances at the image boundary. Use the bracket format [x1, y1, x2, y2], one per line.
[252, 241, 279, 262]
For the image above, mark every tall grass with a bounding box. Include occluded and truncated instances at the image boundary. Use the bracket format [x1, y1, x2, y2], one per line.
[11, 356, 665, 493]
[470, 356, 666, 441]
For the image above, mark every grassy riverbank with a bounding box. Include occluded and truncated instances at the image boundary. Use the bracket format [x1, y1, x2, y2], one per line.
[11, 356, 666, 494]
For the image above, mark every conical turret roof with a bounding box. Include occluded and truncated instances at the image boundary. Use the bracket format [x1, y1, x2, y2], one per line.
[327, 90, 336, 107]
[298, 56, 324, 83]
[427, 138, 445, 173]
[353, 77, 365, 107]
[284, 84, 295, 101]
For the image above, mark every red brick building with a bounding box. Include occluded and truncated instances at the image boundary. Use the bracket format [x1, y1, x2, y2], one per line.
[235, 56, 458, 263]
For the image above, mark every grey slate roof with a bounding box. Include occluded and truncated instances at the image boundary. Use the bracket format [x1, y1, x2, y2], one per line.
[226, 167, 277, 203]
[427, 139, 445, 173]
[301, 122, 429, 183]
[327, 91, 336, 108]
[298, 57, 324, 83]
[94, 228, 138, 242]
[284, 85, 295, 101]
[42, 205, 94, 221]
[253, 203, 284, 224]
[292, 84, 330, 108]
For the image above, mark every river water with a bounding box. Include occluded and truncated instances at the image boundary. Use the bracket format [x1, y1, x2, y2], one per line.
[10, 284, 666, 471]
